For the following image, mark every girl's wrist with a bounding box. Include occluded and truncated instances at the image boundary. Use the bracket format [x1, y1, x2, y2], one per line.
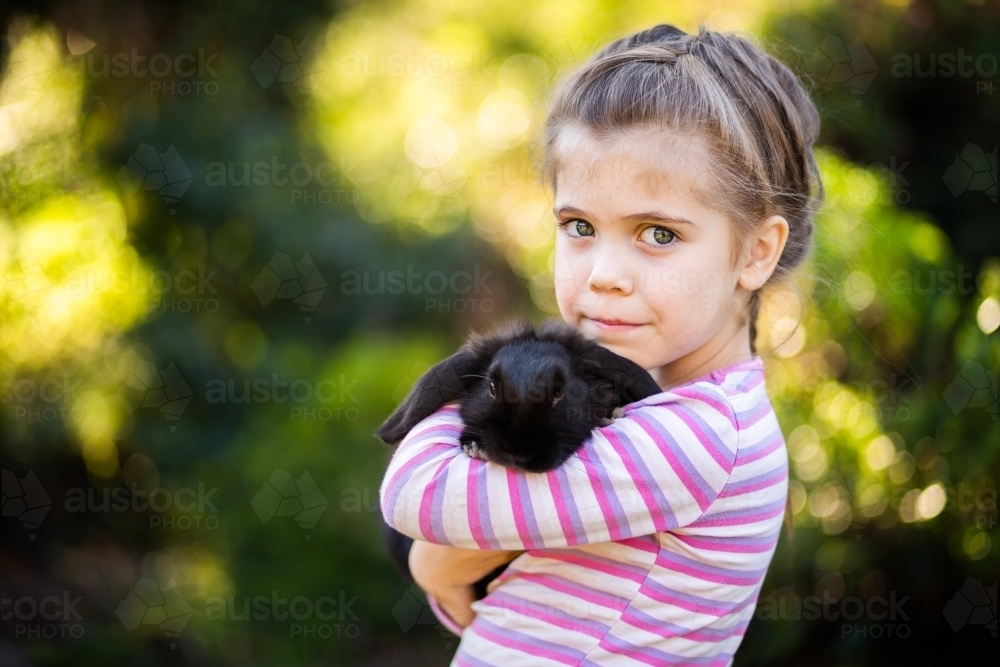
[426, 591, 468, 636]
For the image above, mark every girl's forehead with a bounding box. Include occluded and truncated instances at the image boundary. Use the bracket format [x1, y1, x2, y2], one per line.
[553, 125, 717, 205]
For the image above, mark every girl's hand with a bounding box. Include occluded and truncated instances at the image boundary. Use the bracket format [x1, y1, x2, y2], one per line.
[408, 540, 524, 628]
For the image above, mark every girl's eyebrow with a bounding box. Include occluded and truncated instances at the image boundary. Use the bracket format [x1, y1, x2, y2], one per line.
[554, 205, 696, 226]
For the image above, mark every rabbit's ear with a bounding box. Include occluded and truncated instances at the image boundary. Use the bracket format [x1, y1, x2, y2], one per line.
[376, 346, 484, 445]
[581, 345, 663, 404]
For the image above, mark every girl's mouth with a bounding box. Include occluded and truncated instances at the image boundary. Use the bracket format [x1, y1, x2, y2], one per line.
[588, 317, 644, 332]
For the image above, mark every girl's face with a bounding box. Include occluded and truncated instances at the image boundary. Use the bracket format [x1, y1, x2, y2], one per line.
[553, 125, 750, 386]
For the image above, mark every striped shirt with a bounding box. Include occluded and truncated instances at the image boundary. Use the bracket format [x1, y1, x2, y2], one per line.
[380, 356, 788, 666]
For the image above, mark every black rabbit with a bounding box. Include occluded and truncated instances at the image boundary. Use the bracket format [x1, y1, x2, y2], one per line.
[376, 317, 664, 600]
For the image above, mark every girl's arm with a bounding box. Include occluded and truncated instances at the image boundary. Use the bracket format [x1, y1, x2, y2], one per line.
[380, 386, 739, 550]
[408, 541, 523, 631]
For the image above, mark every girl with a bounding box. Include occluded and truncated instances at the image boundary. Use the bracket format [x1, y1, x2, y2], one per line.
[381, 22, 822, 666]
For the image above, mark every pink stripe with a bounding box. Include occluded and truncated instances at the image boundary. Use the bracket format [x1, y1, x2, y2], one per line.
[484, 593, 607, 639]
[620, 609, 731, 643]
[577, 449, 622, 541]
[739, 433, 784, 464]
[735, 372, 765, 393]
[718, 468, 788, 498]
[670, 387, 737, 429]
[690, 503, 786, 527]
[469, 623, 580, 666]
[634, 415, 711, 511]
[738, 402, 772, 428]
[617, 536, 660, 554]
[640, 583, 753, 616]
[657, 560, 758, 586]
[663, 404, 733, 470]
[506, 469, 533, 545]
[466, 460, 491, 549]
[603, 428, 662, 526]
[545, 470, 578, 546]
[536, 550, 646, 583]
[515, 572, 628, 611]
[673, 533, 777, 554]
[417, 458, 452, 542]
[384, 442, 454, 498]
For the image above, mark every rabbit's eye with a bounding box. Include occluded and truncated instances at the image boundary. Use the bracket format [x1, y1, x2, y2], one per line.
[553, 386, 563, 402]
[488, 381, 496, 398]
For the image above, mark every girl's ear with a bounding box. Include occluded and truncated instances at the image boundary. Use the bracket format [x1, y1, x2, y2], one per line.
[376, 347, 483, 445]
[738, 214, 789, 291]
[581, 345, 663, 403]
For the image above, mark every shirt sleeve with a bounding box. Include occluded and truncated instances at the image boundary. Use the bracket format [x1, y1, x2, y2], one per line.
[379, 383, 739, 550]
[426, 594, 465, 637]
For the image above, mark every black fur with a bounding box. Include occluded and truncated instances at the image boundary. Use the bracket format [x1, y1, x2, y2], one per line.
[376, 317, 664, 600]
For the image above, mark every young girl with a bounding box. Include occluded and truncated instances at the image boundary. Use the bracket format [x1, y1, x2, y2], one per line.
[381, 22, 822, 666]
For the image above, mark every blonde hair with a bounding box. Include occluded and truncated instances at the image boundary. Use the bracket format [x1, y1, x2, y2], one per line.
[540, 23, 824, 353]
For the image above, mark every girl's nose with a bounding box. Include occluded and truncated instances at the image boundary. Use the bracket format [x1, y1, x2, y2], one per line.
[587, 248, 634, 294]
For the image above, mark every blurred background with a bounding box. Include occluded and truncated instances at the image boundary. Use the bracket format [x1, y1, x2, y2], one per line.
[0, 0, 996, 665]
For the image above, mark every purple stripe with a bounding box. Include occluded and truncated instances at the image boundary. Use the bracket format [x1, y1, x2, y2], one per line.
[621, 605, 746, 641]
[481, 590, 611, 638]
[577, 444, 633, 541]
[732, 368, 764, 393]
[604, 420, 680, 530]
[690, 497, 787, 527]
[382, 436, 456, 522]
[734, 401, 772, 427]
[552, 465, 586, 545]
[474, 461, 502, 550]
[531, 547, 651, 582]
[466, 616, 588, 664]
[514, 472, 544, 546]
[663, 402, 736, 471]
[515, 572, 631, 611]
[639, 578, 758, 616]
[631, 412, 717, 508]
[737, 429, 784, 464]
[655, 550, 769, 585]
[673, 532, 779, 554]
[453, 651, 502, 667]
[717, 467, 788, 497]
[428, 461, 450, 543]
[668, 387, 737, 429]
[599, 632, 727, 665]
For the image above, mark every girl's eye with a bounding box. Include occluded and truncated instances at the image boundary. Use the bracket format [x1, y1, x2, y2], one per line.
[640, 226, 676, 246]
[558, 219, 595, 237]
